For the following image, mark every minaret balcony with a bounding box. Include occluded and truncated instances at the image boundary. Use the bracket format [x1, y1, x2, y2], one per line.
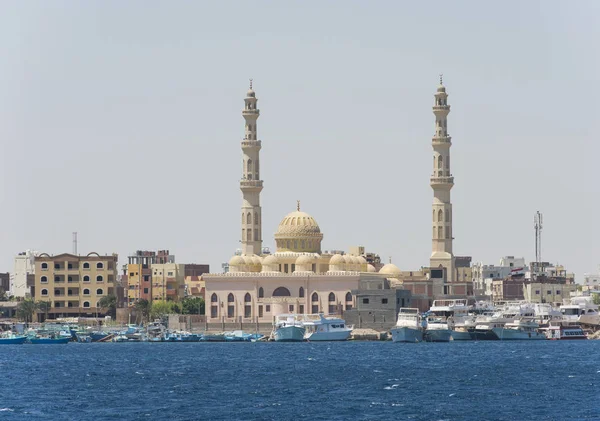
[242, 109, 260, 117]
[432, 105, 450, 111]
[241, 140, 262, 149]
[430, 176, 454, 187]
[240, 180, 264, 189]
[432, 137, 452, 146]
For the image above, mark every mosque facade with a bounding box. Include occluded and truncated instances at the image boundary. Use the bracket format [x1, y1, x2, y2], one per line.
[204, 80, 463, 322]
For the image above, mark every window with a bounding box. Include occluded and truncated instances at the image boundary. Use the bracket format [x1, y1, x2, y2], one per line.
[96, 275, 103, 282]
[129, 272, 135, 277]
[143, 288, 149, 294]
[227, 306, 234, 318]
[273, 287, 291, 297]
[289, 305, 294, 312]
[83, 301, 90, 308]
[168, 272, 173, 276]
[54, 289, 61, 295]
[265, 305, 271, 312]
[41, 276, 48, 283]
[299, 287, 305, 298]
[211, 306, 218, 318]
[96, 262, 104, 269]
[41, 263, 48, 270]
[211, 293, 218, 303]
[382, 298, 388, 304]
[258, 305, 263, 317]
[328, 304, 336, 314]
[535, 290, 540, 295]
[83, 289, 90, 295]
[547, 290, 552, 295]
[556, 290, 561, 295]
[312, 292, 318, 302]
[328, 292, 335, 302]
[311, 304, 318, 314]
[83, 262, 90, 269]
[345, 292, 352, 303]
[244, 293, 251, 303]
[363, 298, 369, 304]
[83, 276, 90, 282]
[68, 276, 73, 282]
[299, 305, 304, 314]
[96, 288, 103, 295]
[228, 293, 234, 303]
[244, 305, 251, 318]
[41, 289, 48, 296]
[54, 263, 61, 269]
[54, 276, 60, 283]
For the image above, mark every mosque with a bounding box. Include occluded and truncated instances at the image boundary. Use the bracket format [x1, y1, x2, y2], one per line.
[203, 78, 465, 323]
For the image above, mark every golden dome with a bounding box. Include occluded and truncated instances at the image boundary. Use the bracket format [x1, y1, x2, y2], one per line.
[379, 263, 401, 277]
[229, 256, 245, 266]
[275, 207, 323, 253]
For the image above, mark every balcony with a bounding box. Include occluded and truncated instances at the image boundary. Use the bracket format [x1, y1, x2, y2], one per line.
[166, 289, 177, 296]
[432, 105, 450, 112]
[240, 180, 263, 189]
[241, 140, 261, 149]
[242, 109, 259, 117]
[430, 176, 454, 187]
[432, 136, 451, 145]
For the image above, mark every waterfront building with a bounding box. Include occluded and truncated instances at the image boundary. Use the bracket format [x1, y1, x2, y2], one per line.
[126, 250, 174, 305]
[522, 280, 576, 305]
[472, 256, 527, 297]
[183, 264, 209, 299]
[33, 252, 119, 320]
[0, 273, 9, 295]
[583, 269, 600, 291]
[9, 250, 39, 298]
[151, 262, 186, 302]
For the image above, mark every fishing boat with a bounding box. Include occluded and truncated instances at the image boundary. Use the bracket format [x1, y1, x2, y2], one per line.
[0, 332, 28, 344]
[391, 308, 424, 343]
[29, 336, 70, 344]
[272, 314, 305, 342]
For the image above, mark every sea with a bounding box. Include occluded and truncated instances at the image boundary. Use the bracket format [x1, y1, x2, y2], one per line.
[1, 340, 599, 421]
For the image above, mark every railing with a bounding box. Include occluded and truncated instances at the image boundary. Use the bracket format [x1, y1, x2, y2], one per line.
[241, 140, 261, 148]
[240, 180, 263, 188]
[430, 176, 454, 184]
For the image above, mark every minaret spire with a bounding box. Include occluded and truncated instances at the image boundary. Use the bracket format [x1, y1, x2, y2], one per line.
[240, 81, 263, 256]
[430, 77, 455, 283]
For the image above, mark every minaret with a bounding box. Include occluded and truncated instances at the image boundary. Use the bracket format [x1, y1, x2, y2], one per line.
[240, 80, 263, 256]
[430, 75, 455, 282]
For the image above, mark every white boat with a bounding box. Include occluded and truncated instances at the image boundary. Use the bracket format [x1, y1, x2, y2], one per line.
[273, 314, 305, 342]
[473, 302, 535, 340]
[391, 308, 424, 343]
[533, 303, 563, 327]
[428, 299, 473, 341]
[424, 316, 452, 342]
[492, 318, 546, 340]
[542, 322, 587, 340]
[302, 314, 352, 341]
[560, 296, 600, 326]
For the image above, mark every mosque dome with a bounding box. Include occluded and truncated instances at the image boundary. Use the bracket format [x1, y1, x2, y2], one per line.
[357, 256, 367, 265]
[295, 255, 315, 265]
[261, 254, 279, 273]
[366, 264, 377, 273]
[329, 254, 345, 265]
[379, 263, 402, 278]
[274, 206, 324, 253]
[247, 88, 255, 97]
[229, 256, 245, 266]
[252, 255, 263, 265]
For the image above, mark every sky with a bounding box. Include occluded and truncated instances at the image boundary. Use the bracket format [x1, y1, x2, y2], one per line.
[0, 1, 599, 279]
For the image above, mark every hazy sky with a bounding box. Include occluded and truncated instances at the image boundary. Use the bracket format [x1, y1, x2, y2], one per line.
[1, 1, 599, 279]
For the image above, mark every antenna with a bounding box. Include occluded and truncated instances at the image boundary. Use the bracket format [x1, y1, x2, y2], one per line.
[73, 232, 78, 255]
[534, 211, 543, 275]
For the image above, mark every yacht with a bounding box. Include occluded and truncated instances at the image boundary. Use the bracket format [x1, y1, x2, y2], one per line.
[473, 302, 535, 340]
[302, 314, 352, 341]
[423, 314, 452, 342]
[428, 299, 473, 341]
[391, 308, 424, 343]
[492, 318, 546, 340]
[543, 322, 587, 340]
[533, 303, 563, 327]
[272, 314, 305, 342]
[560, 296, 600, 326]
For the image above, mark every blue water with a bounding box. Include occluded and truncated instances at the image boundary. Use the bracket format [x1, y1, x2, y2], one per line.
[1, 341, 600, 420]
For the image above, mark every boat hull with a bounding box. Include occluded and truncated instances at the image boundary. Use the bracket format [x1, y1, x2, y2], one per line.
[0, 336, 28, 344]
[305, 329, 352, 341]
[424, 329, 452, 342]
[450, 330, 473, 341]
[274, 326, 305, 342]
[390, 327, 423, 343]
[29, 337, 70, 344]
[492, 328, 546, 340]
[472, 329, 499, 341]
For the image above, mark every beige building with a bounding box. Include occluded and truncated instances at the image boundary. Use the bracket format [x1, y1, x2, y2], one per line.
[523, 282, 576, 305]
[151, 262, 185, 301]
[34, 252, 118, 320]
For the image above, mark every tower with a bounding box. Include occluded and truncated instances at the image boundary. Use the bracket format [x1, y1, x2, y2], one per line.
[430, 76, 455, 282]
[240, 80, 263, 256]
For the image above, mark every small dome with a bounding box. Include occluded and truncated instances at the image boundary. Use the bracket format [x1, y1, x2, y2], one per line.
[252, 255, 263, 265]
[357, 256, 367, 265]
[243, 255, 254, 265]
[246, 89, 255, 97]
[437, 84, 446, 93]
[229, 256, 245, 266]
[262, 255, 279, 265]
[366, 264, 376, 273]
[329, 254, 345, 265]
[379, 263, 401, 277]
[296, 254, 316, 265]
[350, 256, 359, 265]
[343, 255, 353, 264]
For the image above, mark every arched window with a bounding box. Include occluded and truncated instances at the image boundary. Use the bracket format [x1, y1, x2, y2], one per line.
[41, 289, 48, 296]
[54, 276, 60, 283]
[96, 262, 104, 269]
[247, 212, 252, 224]
[96, 288, 103, 295]
[286, 240, 290, 249]
[438, 210, 443, 222]
[83, 275, 90, 282]
[445, 210, 450, 222]
[68, 276, 73, 282]
[301, 240, 305, 249]
[83, 289, 90, 295]
[248, 159, 253, 173]
[258, 287, 264, 298]
[41, 263, 48, 269]
[254, 212, 259, 225]
[272, 287, 291, 297]
[227, 293, 234, 303]
[345, 292, 352, 302]
[244, 293, 251, 303]
[96, 275, 103, 282]
[54, 289, 61, 295]
[299, 287, 305, 298]
[41, 276, 48, 283]
[211, 293, 218, 303]
[83, 301, 90, 308]
[438, 156, 443, 169]
[311, 292, 319, 302]
[328, 292, 335, 302]
[83, 262, 90, 269]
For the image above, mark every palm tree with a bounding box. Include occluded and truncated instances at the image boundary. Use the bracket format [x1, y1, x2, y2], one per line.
[36, 301, 51, 322]
[16, 298, 37, 323]
[98, 295, 117, 319]
[134, 299, 151, 324]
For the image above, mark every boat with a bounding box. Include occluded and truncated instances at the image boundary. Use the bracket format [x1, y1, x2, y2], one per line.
[428, 299, 473, 341]
[472, 302, 535, 340]
[0, 332, 28, 344]
[560, 296, 600, 327]
[492, 319, 546, 340]
[543, 323, 587, 340]
[302, 314, 353, 341]
[423, 315, 452, 342]
[29, 336, 70, 344]
[390, 308, 424, 343]
[272, 314, 305, 342]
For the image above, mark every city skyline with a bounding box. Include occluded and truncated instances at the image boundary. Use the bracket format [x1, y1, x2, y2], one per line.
[1, 2, 598, 278]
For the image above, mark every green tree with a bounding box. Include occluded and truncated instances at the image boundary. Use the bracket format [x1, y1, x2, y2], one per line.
[98, 295, 117, 319]
[182, 297, 205, 315]
[149, 300, 176, 321]
[16, 298, 37, 323]
[592, 293, 600, 306]
[134, 299, 151, 324]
